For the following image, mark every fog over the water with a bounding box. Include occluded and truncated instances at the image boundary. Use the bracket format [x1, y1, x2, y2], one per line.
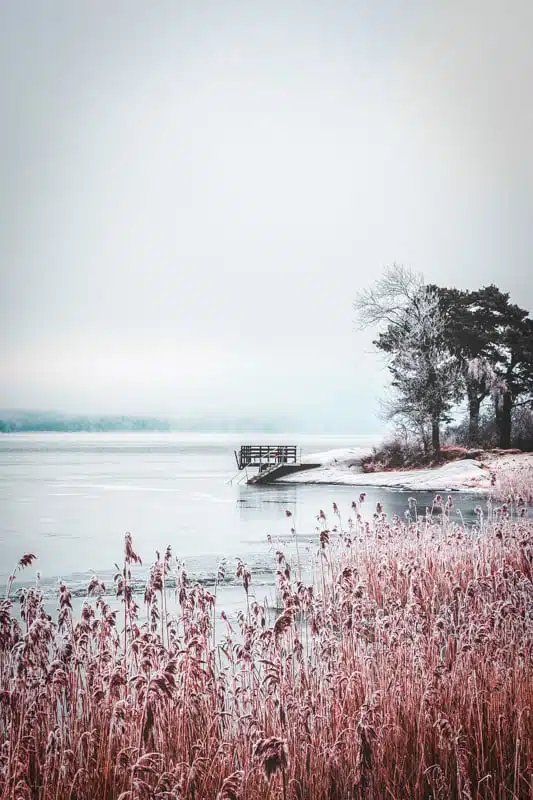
[1, 1, 532, 431]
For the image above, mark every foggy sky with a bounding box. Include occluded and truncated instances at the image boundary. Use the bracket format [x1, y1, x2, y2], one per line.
[1, 0, 532, 431]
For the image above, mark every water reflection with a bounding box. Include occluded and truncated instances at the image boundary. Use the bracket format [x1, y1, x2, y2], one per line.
[237, 482, 487, 526]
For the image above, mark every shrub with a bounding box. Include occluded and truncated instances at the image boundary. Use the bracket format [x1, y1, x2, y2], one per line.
[447, 406, 533, 451]
[361, 437, 430, 472]
[512, 406, 533, 451]
[439, 445, 470, 460]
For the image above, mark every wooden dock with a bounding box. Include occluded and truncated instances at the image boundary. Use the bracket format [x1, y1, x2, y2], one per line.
[234, 444, 319, 485]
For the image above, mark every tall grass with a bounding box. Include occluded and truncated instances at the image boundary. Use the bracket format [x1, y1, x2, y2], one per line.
[495, 462, 533, 505]
[1, 498, 532, 798]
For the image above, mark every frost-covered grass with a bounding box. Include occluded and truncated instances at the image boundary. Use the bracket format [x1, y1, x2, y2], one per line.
[1, 499, 533, 799]
[494, 458, 533, 505]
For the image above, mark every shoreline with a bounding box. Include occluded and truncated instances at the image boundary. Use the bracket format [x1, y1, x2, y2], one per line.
[278, 450, 533, 494]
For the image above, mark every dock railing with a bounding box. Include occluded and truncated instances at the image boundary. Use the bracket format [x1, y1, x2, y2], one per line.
[234, 445, 298, 472]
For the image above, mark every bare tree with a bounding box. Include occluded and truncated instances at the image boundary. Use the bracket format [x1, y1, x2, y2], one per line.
[379, 394, 432, 455]
[354, 266, 460, 458]
[353, 264, 424, 330]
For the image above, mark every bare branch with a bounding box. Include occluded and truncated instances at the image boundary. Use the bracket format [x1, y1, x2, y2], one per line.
[353, 264, 424, 331]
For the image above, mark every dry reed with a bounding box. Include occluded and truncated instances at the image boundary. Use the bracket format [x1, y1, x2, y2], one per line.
[1, 496, 532, 798]
[495, 462, 533, 505]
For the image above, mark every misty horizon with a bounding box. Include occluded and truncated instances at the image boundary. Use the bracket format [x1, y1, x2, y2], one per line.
[2, 1, 532, 425]
[0, 407, 384, 435]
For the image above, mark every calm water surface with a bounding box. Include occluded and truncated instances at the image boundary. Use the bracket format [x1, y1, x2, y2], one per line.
[0, 433, 486, 604]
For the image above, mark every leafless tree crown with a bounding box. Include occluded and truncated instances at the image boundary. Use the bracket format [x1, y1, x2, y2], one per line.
[353, 263, 424, 330]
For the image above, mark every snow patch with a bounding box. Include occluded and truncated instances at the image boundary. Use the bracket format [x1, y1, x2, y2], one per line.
[281, 458, 492, 492]
[301, 445, 375, 466]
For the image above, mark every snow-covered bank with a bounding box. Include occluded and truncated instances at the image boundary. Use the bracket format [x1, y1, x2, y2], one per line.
[282, 458, 491, 492]
[301, 445, 375, 466]
[283, 449, 533, 493]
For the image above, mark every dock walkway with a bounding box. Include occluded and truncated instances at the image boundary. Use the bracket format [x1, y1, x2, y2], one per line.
[234, 444, 319, 485]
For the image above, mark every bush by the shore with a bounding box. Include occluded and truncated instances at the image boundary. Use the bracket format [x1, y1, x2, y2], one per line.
[360, 439, 489, 472]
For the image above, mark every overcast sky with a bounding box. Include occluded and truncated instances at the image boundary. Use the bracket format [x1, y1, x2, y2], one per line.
[1, 0, 532, 431]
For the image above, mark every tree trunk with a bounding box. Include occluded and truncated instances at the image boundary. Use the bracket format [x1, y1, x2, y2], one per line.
[498, 391, 512, 449]
[494, 394, 503, 436]
[467, 393, 482, 446]
[431, 417, 441, 460]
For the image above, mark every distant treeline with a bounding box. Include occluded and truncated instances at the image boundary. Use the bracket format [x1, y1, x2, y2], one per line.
[0, 411, 289, 433]
[0, 412, 172, 433]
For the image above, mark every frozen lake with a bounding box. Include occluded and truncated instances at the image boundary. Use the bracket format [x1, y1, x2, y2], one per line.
[0, 432, 487, 610]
